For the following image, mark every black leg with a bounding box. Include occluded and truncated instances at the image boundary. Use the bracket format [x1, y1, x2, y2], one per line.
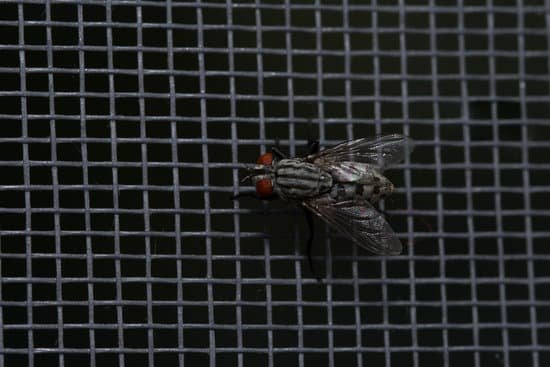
[308, 140, 320, 155]
[230, 192, 257, 200]
[306, 117, 320, 155]
[231, 192, 278, 201]
[303, 207, 322, 281]
[271, 146, 287, 160]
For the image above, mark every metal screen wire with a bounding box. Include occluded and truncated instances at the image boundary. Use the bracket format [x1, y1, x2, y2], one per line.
[1, 1, 549, 366]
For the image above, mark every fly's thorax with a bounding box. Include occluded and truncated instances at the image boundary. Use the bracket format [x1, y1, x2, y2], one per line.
[273, 159, 333, 200]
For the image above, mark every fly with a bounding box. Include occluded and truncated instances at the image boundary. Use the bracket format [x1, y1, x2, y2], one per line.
[233, 134, 414, 275]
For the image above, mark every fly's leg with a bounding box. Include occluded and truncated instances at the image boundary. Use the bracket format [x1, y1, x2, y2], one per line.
[271, 146, 287, 160]
[269, 137, 288, 160]
[230, 192, 278, 201]
[306, 117, 320, 155]
[303, 207, 322, 281]
[304, 118, 321, 280]
[230, 192, 256, 200]
[308, 140, 320, 155]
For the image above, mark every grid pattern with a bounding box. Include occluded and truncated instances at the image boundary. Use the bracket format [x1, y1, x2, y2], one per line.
[1, 1, 550, 366]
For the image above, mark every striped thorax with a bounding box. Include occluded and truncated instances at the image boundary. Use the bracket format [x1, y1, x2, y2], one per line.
[273, 159, 333, 200]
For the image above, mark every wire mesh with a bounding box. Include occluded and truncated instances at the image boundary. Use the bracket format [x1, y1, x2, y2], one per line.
[1, 0, 550, 366]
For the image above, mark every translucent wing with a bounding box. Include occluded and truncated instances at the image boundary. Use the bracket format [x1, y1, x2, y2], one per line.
[307, 134, 414, 171]
[321, 161, 376, 183]
[303, 196, 402, 255]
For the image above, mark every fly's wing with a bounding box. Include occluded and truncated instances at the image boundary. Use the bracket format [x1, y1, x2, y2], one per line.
[307, 134, 414, 171]
[321, 161, 376, 183]
[303, 197, 402, 255]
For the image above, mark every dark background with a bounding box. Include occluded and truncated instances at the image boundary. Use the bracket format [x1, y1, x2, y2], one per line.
[0, 1, 549, 366]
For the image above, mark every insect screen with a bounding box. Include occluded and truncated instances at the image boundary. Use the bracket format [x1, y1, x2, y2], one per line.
[1, 1, 549, 366]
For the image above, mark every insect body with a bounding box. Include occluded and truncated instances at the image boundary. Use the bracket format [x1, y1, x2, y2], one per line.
[240, 134, 414, 256]
[272, 159, 333, 200]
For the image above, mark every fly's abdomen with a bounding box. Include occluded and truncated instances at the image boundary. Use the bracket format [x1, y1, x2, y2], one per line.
[329, 178, 394, 204]
[274, 159, 333, 200]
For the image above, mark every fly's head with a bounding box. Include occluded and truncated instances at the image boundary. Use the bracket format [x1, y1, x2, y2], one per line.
[242, 152, 277, 199]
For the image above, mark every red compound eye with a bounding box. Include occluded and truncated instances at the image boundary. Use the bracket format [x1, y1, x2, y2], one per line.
[256, 152, 273, 166]
[255, 178, 273, 198]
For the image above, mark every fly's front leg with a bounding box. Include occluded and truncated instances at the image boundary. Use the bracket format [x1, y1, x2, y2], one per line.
[268, 137, 287, 160]
[271, 146, 287, 160]
[230, 192, 278, 201]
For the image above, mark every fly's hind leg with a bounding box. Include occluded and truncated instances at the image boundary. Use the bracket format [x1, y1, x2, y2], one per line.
[303, 207, 322, 281]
